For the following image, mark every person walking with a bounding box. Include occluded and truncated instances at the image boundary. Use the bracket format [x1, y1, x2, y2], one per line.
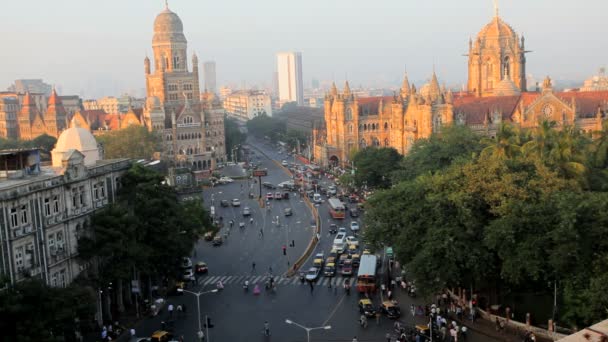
[352, 337, 358, 342]
[252, 262, 256, 272]
[291, 239, 295, 247]
[168, 304, 174, 318]
[264, 321, 270, 336]
[259, 228, 264, 237]
[250, 217, 254, 224]
[309, 281, 314, 293]
[385, 332, 391, 342]
[282, 245, 287, 255]
[176, 304, 183, 317]
[376, 311, 381, 325]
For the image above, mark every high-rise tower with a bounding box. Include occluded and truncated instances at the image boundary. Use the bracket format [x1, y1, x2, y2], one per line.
[277, 52, 304, 106]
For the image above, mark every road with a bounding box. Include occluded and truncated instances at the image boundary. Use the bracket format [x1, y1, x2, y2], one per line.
[132, 136, 503, 342]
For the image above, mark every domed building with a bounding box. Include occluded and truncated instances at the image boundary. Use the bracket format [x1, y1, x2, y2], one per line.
[467, 5, 528, 97]
[143, 3, 227, 171]
[51, 118, 101, 167]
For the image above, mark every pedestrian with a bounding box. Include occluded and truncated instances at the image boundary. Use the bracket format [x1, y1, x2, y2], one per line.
[282, 245, 287, 255]
[264, 321, 270, 336]
[250, 217, 254, 224]
[168, 304, 174, 318]
[252, 262, 256, 272]
[179, 335, 184, 342]
[352, 337, 358, 342]
[495, 317, 501, 331]
[176, 304, 183, 316]
[388, 290, 392, 300]
[410, 304, 416, 317]
[309, 281, 314, 293]
[376, 311, 381, 325]
[385, 332, 391, 342]
[461, 326, 468, 341]
[182, 303, 187, 314]
[130, 328, 136, 338]
[260, 228, 264, 237]
[291, 239, 295, 247]
[268, 266, 273, 274]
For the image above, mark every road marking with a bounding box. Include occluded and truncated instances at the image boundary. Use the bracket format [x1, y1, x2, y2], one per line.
[204, 276, 218, 285]
[322, 292, 348, 326]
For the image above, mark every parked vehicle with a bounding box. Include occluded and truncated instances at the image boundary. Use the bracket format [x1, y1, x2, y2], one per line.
[231, 198, 241, 207]
[220, 200, 229, 207]
[284, 207, 293, 216]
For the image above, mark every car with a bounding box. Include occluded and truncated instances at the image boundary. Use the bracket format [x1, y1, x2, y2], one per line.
[352, 254, 361, 267]
[182, 268, 194, 281]
[203, 231, 214, 241]
[313, 257, 324, 269]
[349, 195, 359, 203]
[281, 160, 288, 167]
[334, 232, 346, 243]
[220, 200, 230, 207]
[313, 193, 322, 203]
[380, 301, 402, 319]
[231, 198, 241, 207]
[315, 252, 325, 261]
[338, 227, 347, 234]
[282, 192, 290, 199]
[339, 254, 349, 266]
[195, 261, 208, 274]
[278, 181, 295, 190]
[262, 182, 276, 189]
[151, 330, 174, 342]
[341, 259, 353, 276]
[349, 207, 359, 218]
[284, 207, 293, 216]
[226, 161, 236, 166]
[181, 257, 192, 269]
[305, 267, 320, 282]
[218, 177, 234, 184]
[328, 224, 338, 234]
[275, 192, 282, 200]
[350, 221, 360, 232]
[324, 262, 336, 277]
[346, 236, 359, 247]
[242, 207, 251, 216]
[358, 299, 376, 317]
[212, 236, 223, 246]
[328, 185, 337, 196]
[347, 244, 359, 255]
[266, 192, 274, 200]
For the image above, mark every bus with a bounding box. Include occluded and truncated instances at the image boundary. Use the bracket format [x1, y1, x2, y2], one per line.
[356, 254, 377, 293]
[328, 198, 346, 219]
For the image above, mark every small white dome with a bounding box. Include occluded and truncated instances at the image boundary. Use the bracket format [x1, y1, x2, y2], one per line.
[52, 119, 100, 167]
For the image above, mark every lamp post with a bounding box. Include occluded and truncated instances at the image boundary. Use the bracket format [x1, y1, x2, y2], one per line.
[285, 319, 331, 342]
[182, 289, 219, 341]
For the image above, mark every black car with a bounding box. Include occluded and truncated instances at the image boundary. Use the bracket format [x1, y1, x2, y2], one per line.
[262, 182, 276, 189]
[349, 207, 359, 218]
[220, 200, 229, 207]
[328, 224, 338, 234]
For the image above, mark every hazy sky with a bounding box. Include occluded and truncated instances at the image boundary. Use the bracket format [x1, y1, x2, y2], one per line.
[1, 0, 606, 98]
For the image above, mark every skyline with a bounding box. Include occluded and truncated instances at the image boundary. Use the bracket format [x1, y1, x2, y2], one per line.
[1, 0, 607, 98]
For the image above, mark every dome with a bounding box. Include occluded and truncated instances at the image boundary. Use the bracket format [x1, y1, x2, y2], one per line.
[153, 8, 186, 44]
[475, 16, 517, 46]
[493, 78, 521, 97]
[52, 119, 100, 167]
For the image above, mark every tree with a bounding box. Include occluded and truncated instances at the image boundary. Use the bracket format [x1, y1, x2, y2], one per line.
[97, 125, 161, 159]
[224, 118, 246, 161]
[246, 114, 286, 142]
[0, 279, 96, 342]
[353, 147, 402, 189]
[395, 125, 483, 181]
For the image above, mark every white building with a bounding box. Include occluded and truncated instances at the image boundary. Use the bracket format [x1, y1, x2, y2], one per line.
[204, 61, 217, 93]
[224, 90, 272, 121]
[276, 52, 304, 106]
[0, 121, 130, 287]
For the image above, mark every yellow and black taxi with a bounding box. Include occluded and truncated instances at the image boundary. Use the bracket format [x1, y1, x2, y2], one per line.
[381, 301, 401, 319]
[323, 262, 336, 277]
[150, 330, 173, 342]
[358, 298, 376, 317]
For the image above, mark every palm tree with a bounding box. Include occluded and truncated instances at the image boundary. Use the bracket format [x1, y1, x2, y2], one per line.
[547, 125, 588, 182]
[591, 120, 608, 168]
[521, 120, 558, 160]
[481, 123, 522, 159]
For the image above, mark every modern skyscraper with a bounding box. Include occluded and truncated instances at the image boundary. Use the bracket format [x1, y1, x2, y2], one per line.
[276, 52, 304, 105]
[204, 61, 217, 93]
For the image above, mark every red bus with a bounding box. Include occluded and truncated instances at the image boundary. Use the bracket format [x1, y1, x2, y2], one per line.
[356, 254, 377, 293]
[328, 198, 346, 219]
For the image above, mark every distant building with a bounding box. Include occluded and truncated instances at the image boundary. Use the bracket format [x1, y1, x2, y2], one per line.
[307, 97, 324, 109]
[581, 68, 608, 92]
[277, 52, 304, 106]
[83, 95, 144, 115]
[219, 86, 232, 100]
[8, 79, 52, 96]
[281, 106, 323, 135]
[224, 90, 272, 121]
[0, 122, 130, 287]
[203, 61, 217, 93]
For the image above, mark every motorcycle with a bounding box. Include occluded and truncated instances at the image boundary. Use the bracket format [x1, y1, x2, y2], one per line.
[243, 281, 249, 292]
[216, 281, 224, 291]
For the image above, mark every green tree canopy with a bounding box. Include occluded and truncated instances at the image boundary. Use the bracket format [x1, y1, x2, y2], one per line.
[246, 114, 286, 142]
[352, 147, 402, 189]
[97, 125, 161, 159]
[224, 118, 247, 160]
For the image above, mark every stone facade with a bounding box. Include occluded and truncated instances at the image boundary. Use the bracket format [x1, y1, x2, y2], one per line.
[142, 4, 226, 170]
[313, 10, 608, 166]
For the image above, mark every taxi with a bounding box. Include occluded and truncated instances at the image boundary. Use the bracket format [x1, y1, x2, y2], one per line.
[323, 262, 336, 277]
[313, 257, 324, 269]
[380, 300, 401, 319]
[358, 299, 376, 317]
[151, 331, 174, 342]
[338, 254, 349, 266]
[351, 254, 361, 267]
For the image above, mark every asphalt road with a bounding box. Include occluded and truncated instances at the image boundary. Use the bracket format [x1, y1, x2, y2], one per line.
[132, 137, 502, 342]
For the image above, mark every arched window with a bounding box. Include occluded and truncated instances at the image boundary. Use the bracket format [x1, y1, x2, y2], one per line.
[503, 56, 511, 79]
[384, 122, 388, 131]
[173, 55, 180, 69]
[363, 124, 367, 131]
[348, 124, 353, 133]
[359, 138, 367, 148]
[384, 138, 389, 147]
[372, 137, 380, 147]
[183, 116, 193, 124]
[345, 108, 353, 121]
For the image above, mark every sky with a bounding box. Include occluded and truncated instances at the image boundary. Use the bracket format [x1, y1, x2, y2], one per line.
[0, 0, 606, 98]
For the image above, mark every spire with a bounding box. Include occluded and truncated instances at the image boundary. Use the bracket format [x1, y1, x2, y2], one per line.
[400, 73, 410, 98]
[494, 0, 499, 17]
[330, 82, 338, 96]
[429, 71, 441, 102]
[165, 0, 169, 10]
[343, 81, 351, 97]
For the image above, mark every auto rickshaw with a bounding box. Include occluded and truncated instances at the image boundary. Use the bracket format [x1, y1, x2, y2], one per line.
[204, 231, 214, 241]
[358, 298, 376, 317]
[151, 330, 174, 342]
[195, 261, 208, 274]
[380, 300, 401, 319]
[212, 236, 223, 246]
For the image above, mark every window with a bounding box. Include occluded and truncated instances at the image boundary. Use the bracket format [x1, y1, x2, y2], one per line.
[345, 108, 353, 121]
[93, 183, 99, 200]
[79, 186, 85, 207]
[14, 246, 24, 271]
[52, 196, 59, 213]
[183, 116, 193, 124]
[44, 198, 51, 216]
[51, 271, 58, 287]
[348, 124, 353, 133]
[100, 183, 106, 199]
[72, 188, 78, 208]
[173, 56, 180, 69]
[20, 205, 28, 224]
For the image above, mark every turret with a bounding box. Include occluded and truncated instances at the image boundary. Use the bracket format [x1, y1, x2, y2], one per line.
[144, 56, 151, 75]
[343, 81, 352, 98]
[330, 82, 338, 97]
[400, 73, 410, 99]
[192, 53, 199, 74]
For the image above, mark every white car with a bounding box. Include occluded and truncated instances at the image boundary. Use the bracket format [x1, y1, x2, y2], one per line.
[345, 236, 359, 247]
[281, 160, 288, 167]
[218, 177, 234, 184]
[350, 222, 360, 232]
[231, 198, 241, 207]
[182, 268, 194, 281]
[338, 227, 347, 234]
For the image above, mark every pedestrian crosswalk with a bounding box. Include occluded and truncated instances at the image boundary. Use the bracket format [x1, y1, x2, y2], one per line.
[198, 274, 352, 287]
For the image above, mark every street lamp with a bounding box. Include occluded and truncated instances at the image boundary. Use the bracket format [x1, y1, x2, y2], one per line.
[285, 319, 331, 342]
[182, 289, 219, 341]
